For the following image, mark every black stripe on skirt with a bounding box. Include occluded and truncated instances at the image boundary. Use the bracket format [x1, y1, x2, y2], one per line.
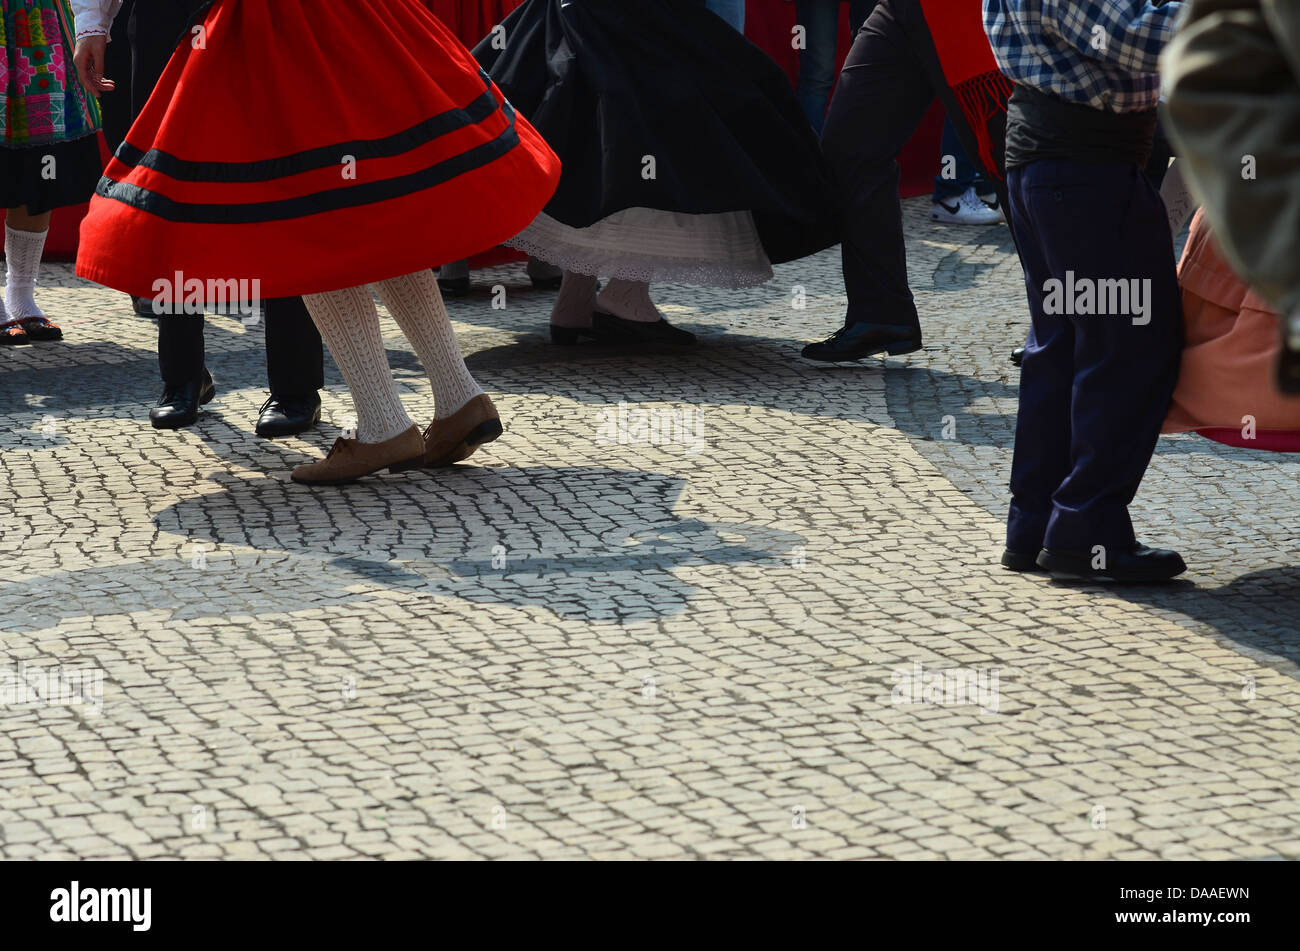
[96, 105, 522, 224]
[112, 78, 505, 184]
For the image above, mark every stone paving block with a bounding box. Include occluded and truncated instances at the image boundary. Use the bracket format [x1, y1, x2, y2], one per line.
[2, 208, 1299, 859]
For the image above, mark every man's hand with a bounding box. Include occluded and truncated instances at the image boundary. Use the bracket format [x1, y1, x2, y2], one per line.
[73, 36, 116, 98]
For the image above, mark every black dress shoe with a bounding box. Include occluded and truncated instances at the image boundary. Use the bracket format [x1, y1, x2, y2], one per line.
[437, 276, 471, 298]
[592, 311, 696, 345]
[150, 369, 215, 430]
[526, 257, 563, 290]
[801, 322, 922, 362]
[550, 324, 603, 346]
[1000, 549, 1044, 572]
[255, 392, 322, 438]
[1011, 346, 1026, 366]
[1036, 544, 1187, 583]
[132, 295, 160, 318]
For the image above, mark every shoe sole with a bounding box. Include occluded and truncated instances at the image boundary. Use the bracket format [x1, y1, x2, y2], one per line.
[150, 385, 215, 430]
[592, 313, 696, 346]
[931, 214, 1003, 226]
[1000, 551, 1044, 573]
[803, 339, 922, 362]
[424, 418, 504, 468]
[290, 451, 427, 487]
[1036, 553, 1185, 584]
[255, 408, 323, 439]
[550, 325, 602, 346]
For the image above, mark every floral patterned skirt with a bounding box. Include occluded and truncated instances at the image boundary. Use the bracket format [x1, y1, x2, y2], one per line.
[1, 0, 102, 149]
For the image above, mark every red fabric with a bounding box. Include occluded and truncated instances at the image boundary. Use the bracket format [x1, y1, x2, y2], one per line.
[1194, 429, 1300, 452]
[920, 0, 997, 87]
[75, 0, 560, 299]
[426, 0, 525, 39]
[49, 0, 946, 261]
[917, 0, 1012, 179]
[744, 0, 943, 197]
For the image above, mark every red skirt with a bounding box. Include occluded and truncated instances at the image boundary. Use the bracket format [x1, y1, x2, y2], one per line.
[75, 0, 561, 301]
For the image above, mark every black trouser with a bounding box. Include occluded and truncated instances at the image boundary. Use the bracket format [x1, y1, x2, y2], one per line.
[130, 0, 323, 396]
[820, 0, 1011, 332]
[99, 0, 136, 152]
[158, 298, 325, 394]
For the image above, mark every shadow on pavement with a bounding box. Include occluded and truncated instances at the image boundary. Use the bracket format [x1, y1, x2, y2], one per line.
[1087, 567, 1300, 675]
[2, 466, 805, 632]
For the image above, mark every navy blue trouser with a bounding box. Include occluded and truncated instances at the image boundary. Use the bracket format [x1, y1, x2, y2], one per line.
[1005, 159, 1182, 555]
[932, 118, 987, 202]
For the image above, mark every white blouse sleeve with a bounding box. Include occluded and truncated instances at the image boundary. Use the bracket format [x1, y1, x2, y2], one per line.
[70, 0, 125, 41]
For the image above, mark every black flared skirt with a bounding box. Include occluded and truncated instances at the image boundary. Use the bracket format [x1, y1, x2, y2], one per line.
[1, 134, 104, 215]
[474, 0, 840, 270]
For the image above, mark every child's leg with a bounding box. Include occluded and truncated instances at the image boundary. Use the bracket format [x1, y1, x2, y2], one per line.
[372, 270, 485, 419]
[5, 208, 53, 321]
[302, 285, 415, 443]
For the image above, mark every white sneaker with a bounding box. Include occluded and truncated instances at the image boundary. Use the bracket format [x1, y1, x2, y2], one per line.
[977, 189, 1007, 222]
[931, 186, 1003, 225]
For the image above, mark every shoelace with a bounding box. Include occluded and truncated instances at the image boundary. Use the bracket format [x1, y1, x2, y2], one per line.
[961, 189, 993, 215]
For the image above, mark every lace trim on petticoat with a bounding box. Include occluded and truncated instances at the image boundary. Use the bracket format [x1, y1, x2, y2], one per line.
[505, 208, 775, 289]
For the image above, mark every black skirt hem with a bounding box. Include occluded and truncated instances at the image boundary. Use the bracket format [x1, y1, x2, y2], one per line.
[0, 134, 105, 214]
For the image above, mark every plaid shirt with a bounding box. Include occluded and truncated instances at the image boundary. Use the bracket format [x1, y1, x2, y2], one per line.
[983, 1, 1185, 113]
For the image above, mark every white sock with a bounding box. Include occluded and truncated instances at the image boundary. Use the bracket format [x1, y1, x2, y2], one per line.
[597, 279, 663, 323]
[373, 270, 485, 420]
[303, 285, 415, 443]
[4, 225, 48, 321]
[550, 270, 598, 328]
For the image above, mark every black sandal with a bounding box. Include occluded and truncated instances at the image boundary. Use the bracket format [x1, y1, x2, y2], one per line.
[20, 316, 63, 341]
[0, 322, 30, 345]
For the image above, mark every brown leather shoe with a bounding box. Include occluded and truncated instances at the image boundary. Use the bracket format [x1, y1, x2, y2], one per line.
[423, 394, 503, 467]
[291, 425, 425, 486]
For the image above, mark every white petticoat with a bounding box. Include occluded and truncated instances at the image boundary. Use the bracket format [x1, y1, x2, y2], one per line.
[506, 207, 774, 288]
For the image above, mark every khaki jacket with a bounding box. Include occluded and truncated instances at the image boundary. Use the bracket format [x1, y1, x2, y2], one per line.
[1164, 0, 1300, 316]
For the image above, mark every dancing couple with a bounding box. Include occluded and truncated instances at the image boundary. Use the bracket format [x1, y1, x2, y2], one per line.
[73, 0, 837, 484]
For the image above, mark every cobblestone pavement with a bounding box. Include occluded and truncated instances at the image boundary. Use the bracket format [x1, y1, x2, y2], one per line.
[2, 199, 1299, 860]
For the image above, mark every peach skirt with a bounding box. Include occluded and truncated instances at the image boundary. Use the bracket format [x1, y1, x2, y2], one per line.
[1162, 209, 1300, 451]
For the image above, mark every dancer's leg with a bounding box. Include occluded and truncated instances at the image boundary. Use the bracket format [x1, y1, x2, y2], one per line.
[4, 210, 53, 321]
[372, 270, 485, 419]
[550, 270, 599, 328]
[302, 285, 415, 443]
[594, 279, 695, 345]
[596, 279, 663, 323]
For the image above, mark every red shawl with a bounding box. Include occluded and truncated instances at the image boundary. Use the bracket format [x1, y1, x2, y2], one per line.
[919, 0, 1014, 179]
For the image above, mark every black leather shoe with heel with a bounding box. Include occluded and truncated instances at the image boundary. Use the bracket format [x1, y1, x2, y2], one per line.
[256, 392, 322, 438]
[801, 322, 922, 362]
[150, 369, 216, 430]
